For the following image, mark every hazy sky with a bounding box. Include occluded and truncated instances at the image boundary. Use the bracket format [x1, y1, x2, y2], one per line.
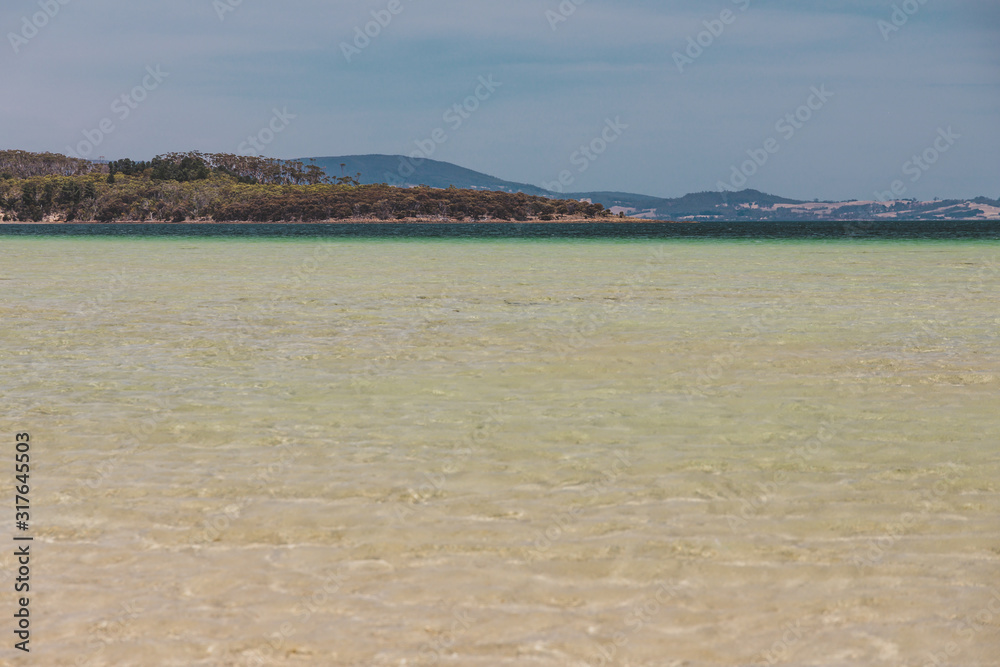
[3, 0, 998, 200]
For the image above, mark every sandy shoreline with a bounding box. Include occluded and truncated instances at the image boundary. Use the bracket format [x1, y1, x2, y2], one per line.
[0, 216, 685, 225]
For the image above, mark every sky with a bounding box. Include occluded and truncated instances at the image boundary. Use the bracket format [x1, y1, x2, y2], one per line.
[2, 0, 998, 201]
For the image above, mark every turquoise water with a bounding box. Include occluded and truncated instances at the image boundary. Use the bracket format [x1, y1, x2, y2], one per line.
[1, 236, 998, 666]
[3, 221, 1000, 239]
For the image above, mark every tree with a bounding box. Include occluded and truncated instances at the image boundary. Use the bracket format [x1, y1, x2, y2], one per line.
[20, 182, 37, 208]
[0, 150, 607, 223]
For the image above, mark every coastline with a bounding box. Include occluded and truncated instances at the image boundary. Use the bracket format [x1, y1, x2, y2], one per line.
[0, 216, 691, 225]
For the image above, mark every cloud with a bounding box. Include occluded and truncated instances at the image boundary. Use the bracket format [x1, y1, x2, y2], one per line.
[1, 0, 996, 199]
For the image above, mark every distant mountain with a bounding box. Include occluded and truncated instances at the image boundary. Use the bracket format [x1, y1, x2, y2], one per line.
[583, 191, 1000, 222]
[301, 154, 551, 196]
[304, 155, 1000, 222]
[566, 189, 802, 219]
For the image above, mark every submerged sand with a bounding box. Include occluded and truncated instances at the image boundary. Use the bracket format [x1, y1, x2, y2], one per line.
[1, 237, 998, 666]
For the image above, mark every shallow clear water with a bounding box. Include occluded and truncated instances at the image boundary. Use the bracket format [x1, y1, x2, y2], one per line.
[1, 236, 999, 666]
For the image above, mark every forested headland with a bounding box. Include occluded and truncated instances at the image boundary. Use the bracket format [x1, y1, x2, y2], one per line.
[0, 150, 609, 223]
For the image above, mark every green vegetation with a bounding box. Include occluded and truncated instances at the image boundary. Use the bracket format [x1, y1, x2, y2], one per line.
[0, 150, 607, 223]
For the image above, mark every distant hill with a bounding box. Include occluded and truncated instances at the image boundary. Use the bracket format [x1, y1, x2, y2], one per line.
[6, 148, 993, 222]
[303, 154, 999, 221]
[566, 189, 803, 219]
[301, 155, 551, 196]
[302, 155, 806, 216]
